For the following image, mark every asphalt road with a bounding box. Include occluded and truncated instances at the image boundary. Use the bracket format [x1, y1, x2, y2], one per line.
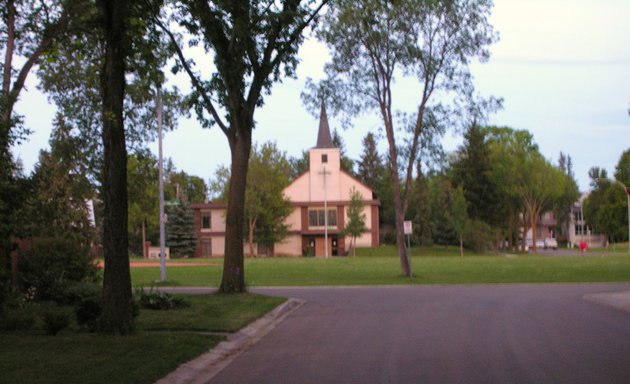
[209, 284, 630, 384]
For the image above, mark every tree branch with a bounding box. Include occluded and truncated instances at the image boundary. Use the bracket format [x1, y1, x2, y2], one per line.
[152, 15, 229, 136]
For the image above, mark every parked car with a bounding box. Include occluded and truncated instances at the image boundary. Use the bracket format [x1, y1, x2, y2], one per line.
[544, 238, 558, 250]
[525, 239, 545, 251]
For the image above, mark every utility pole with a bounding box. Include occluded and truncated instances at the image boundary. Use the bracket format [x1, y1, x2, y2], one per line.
[319, 165, 331, 258]
[323, 165, 328, 258]
[157, 87, 166, 282]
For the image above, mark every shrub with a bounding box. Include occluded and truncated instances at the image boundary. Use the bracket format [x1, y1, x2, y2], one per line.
[75, 297, 101, 332]
[44, 309, 70, 336]
[0, 308, 35, 331]
[43, 309, 70, 336]
[463, 220, 494, 253]
[136, 288, 190, 310]
[18, 237, 99, 303]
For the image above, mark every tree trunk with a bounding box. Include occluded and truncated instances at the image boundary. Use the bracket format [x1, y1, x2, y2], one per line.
[393, 186, 410, 276]
[219, 124, 251, 293]
[248, 217, 255, 257]
[459, 234, 464, 257]
[0, 0, 17, 275]
[98, 0, 134, 334]
[530, 209, 538, 253]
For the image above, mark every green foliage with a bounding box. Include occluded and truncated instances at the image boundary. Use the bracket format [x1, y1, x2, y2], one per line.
[127, 151, 160, 255]
[357, 132, 384, 189]
[487, 126, 573, 251]
[212, 142, 293, 255]
[247, 143, 293, 253]
[332, 129, 355, 175]
[19, 116, 96, 245]
[584, 177, 627, 243]
[309, 0, 498, 275]
[344, 187, 369, 256]
[614, 148, 630, 187]
[0, 308, 36, 331]
[289, 150, 310, 180]
[451, 124, 500, 226]
[17, 238, 99, 304]
[136, 288, 190, 311]
[447, 185, 470, 256]
[166, 197, 197, 258]
[166, 167, 208, 204]
[75, 297, 102, 332]
[42, 309, 71, 336]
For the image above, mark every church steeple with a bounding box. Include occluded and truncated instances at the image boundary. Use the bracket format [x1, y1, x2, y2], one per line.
[315, 103, 335, 149]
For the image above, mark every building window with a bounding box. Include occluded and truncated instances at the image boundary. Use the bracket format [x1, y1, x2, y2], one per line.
[308, 209, 337, 227]
[202, 213, 211, 230]
[576, 224, 585, 235]
[322, 154, 328, 163]
[575, 209, 583, 222]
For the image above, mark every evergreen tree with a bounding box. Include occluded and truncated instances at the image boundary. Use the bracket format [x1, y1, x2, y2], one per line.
[451, 124, 498, 226]
[166, 196, 197, 258]
[289, 150, 309, 180]
[22, 115, 95, 245]
[332, 129, 355, 175]
[411, 164, 432, 246]
[357, 132, 383, 189]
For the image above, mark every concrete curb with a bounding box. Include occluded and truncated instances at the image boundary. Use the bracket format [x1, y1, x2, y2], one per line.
[583, 290, 630, 313]
[154, 297, 305, 384]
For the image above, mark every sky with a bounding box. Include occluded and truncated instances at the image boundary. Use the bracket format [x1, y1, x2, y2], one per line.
[12, 0, 630, 193]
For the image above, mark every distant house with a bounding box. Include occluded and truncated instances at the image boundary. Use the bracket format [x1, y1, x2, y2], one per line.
[192, 106, 380, 257]
[568, 192, 607, 248]
[525, 192, 606, 249]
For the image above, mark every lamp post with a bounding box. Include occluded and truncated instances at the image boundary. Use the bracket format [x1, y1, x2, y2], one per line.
[157, 87, 166, 281]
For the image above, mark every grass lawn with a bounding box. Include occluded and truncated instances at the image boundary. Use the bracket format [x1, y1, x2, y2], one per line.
[131, 245, 630, 287]
[0, 293, 285, 384]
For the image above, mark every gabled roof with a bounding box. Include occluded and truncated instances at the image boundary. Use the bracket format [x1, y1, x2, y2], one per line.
[315, 104, 335, 149]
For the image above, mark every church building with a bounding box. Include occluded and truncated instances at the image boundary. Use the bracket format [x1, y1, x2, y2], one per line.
[192, 107, 380, 257]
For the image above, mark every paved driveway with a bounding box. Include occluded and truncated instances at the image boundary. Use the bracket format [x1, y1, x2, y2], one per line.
[209, 284, 630, 384]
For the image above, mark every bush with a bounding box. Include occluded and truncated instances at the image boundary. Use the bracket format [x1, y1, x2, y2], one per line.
[18, 237, 99, 303]
[463, 220, 494, 253]
[43, 309, 71, 336]
[75, 297, 101, 333]
[0, 308, 35, 331]
[136, 288, 190, 310]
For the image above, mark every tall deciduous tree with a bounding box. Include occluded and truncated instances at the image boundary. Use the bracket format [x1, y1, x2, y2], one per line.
[487, 127, 570, 253]
[210, 142, 293, 257]
[153, 1, 329, 292]
[97, 0, 134, 334]
[0, 0, 77, 289]
[447, 185, 469, 257]
[246, 143, 292, 256]
[311, 0, 497, 276]
[127, 151, 159, 256]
